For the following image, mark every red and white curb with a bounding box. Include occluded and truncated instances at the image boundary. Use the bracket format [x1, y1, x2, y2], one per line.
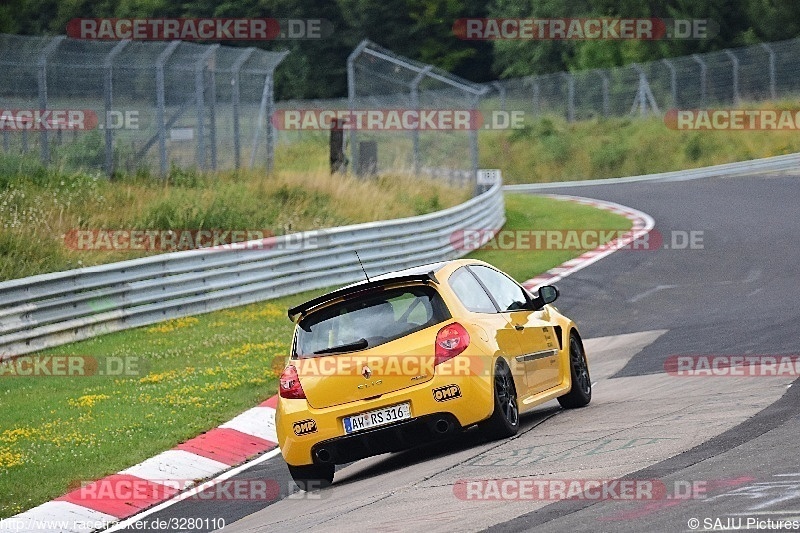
[1, 194, 653, 532]
[0, 397, 280, 532]
[521, 194, 655, 290]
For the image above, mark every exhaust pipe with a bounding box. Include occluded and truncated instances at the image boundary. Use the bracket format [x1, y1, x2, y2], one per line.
[434, 419, 451, 434]
[315, 448, 333, 463]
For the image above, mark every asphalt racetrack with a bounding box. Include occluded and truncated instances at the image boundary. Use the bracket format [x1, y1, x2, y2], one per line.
[120, 172, 800, 532]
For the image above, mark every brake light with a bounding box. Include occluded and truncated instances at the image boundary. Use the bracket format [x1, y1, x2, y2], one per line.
[279, 365, 306, 399]
[435, 322, 470, 366]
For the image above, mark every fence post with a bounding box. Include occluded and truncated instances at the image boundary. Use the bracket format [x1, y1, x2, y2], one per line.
[724, 50, 740, 105]
[562, 72, 575, 122]
[630, 64, 660, 117]
[469, 92, 482, 196]
[195, 44, 219, 171]
[692, 54, 707, 106]
[208, 54, 218, 170]
[531, 77, 540, 115]
[265, 72, 276, 173]
[598, 70, 610, 117]
[36, 36, 65, 165]
[492, 81, 507, 112]
[410, 66, 432, 176]
[761, 43, 776, 100]
[103, 39, 129, 178]
[155, 41, 180, 177]
[231, 48, 255, 170]
[249, 74, 269, 169]
[347, 40, 370, 177]
[662, 58, 677, 107]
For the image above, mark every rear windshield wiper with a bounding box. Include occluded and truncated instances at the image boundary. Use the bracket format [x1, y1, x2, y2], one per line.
[313, 338, 368, 355]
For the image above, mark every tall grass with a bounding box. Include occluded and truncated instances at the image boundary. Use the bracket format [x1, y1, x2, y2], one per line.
[480, 100, 800, 184]
[0, 153, 469, 281]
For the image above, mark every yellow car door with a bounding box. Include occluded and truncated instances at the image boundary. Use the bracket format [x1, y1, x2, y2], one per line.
[507, 311, 561, 393]
[468, 265, 562, 396]
[446, 266, 530, 395]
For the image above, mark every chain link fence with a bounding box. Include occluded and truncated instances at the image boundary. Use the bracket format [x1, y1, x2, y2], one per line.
[3, 33, 800, 180]
[482, 38, 800, 122]
[345, 40, 487, 186]
[0, 33, 287, 176]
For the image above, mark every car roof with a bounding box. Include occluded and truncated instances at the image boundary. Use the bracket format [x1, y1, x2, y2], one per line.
[340, 261, 449, 289]
[286, 260, 472, 321]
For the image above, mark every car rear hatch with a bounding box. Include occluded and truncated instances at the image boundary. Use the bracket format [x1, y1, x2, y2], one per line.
[293, 284, 450, 409]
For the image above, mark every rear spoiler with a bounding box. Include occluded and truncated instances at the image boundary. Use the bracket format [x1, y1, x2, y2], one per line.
[287, 271, 439, 321]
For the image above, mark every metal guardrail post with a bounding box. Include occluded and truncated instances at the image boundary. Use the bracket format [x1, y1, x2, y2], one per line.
[230, 48, 255, 170]
[761, 43, 777, 100]
[195, 44, 219, 171]
[103, 40, 129, 177]
[724, 50, 740, 105]
[36, 36, 65, 165]
[692, 54, 707, 106]
[662, 59, 677, 107]
[155, 41, 181, 177]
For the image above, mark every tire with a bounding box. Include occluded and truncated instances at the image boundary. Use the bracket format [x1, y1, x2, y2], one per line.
[479, 360, 520, 440]
[288, 462, 335, 490]
[557, 333, 592, 409]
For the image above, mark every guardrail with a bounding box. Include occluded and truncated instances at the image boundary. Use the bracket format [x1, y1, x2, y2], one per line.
[503, 152, 800, 191]
[0, 182, 504, 359]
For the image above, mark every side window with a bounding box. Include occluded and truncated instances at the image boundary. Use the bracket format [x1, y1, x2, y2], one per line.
[469, 265, 529, 312]
[448, 267, 497, 313]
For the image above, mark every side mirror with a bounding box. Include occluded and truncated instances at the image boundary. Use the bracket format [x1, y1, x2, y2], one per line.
[539, 285, 559, 305]
[529, 285, 559, 310]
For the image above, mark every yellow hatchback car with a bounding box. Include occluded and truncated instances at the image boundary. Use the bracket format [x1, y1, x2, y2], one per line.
[276, 259, 591, 488]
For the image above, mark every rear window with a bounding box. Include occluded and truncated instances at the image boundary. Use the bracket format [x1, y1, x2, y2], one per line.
[294, 285, 450, 358]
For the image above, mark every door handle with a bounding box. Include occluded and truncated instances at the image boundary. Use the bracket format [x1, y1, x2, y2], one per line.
[514, 324, 524, 331]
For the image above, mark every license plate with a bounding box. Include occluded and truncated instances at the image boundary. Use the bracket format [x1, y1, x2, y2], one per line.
[343, 403, 411, 434]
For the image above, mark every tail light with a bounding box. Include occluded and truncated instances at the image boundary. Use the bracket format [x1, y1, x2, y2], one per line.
[279, 365, 306, 399]
[435, 322, 470, 367]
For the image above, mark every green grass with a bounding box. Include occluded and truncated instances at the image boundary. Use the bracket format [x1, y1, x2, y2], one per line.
[0, 154, 469, 282]
[267, 99, 800, 185]
[467, 194, 631, 281]
[0, 297, 312, 517]
[479, 100, 800, 184]
[0, 193, 630, 518]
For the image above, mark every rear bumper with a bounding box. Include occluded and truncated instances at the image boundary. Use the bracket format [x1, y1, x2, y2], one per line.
[277, 372, 494, 466]
[311, 412, 462, 465]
